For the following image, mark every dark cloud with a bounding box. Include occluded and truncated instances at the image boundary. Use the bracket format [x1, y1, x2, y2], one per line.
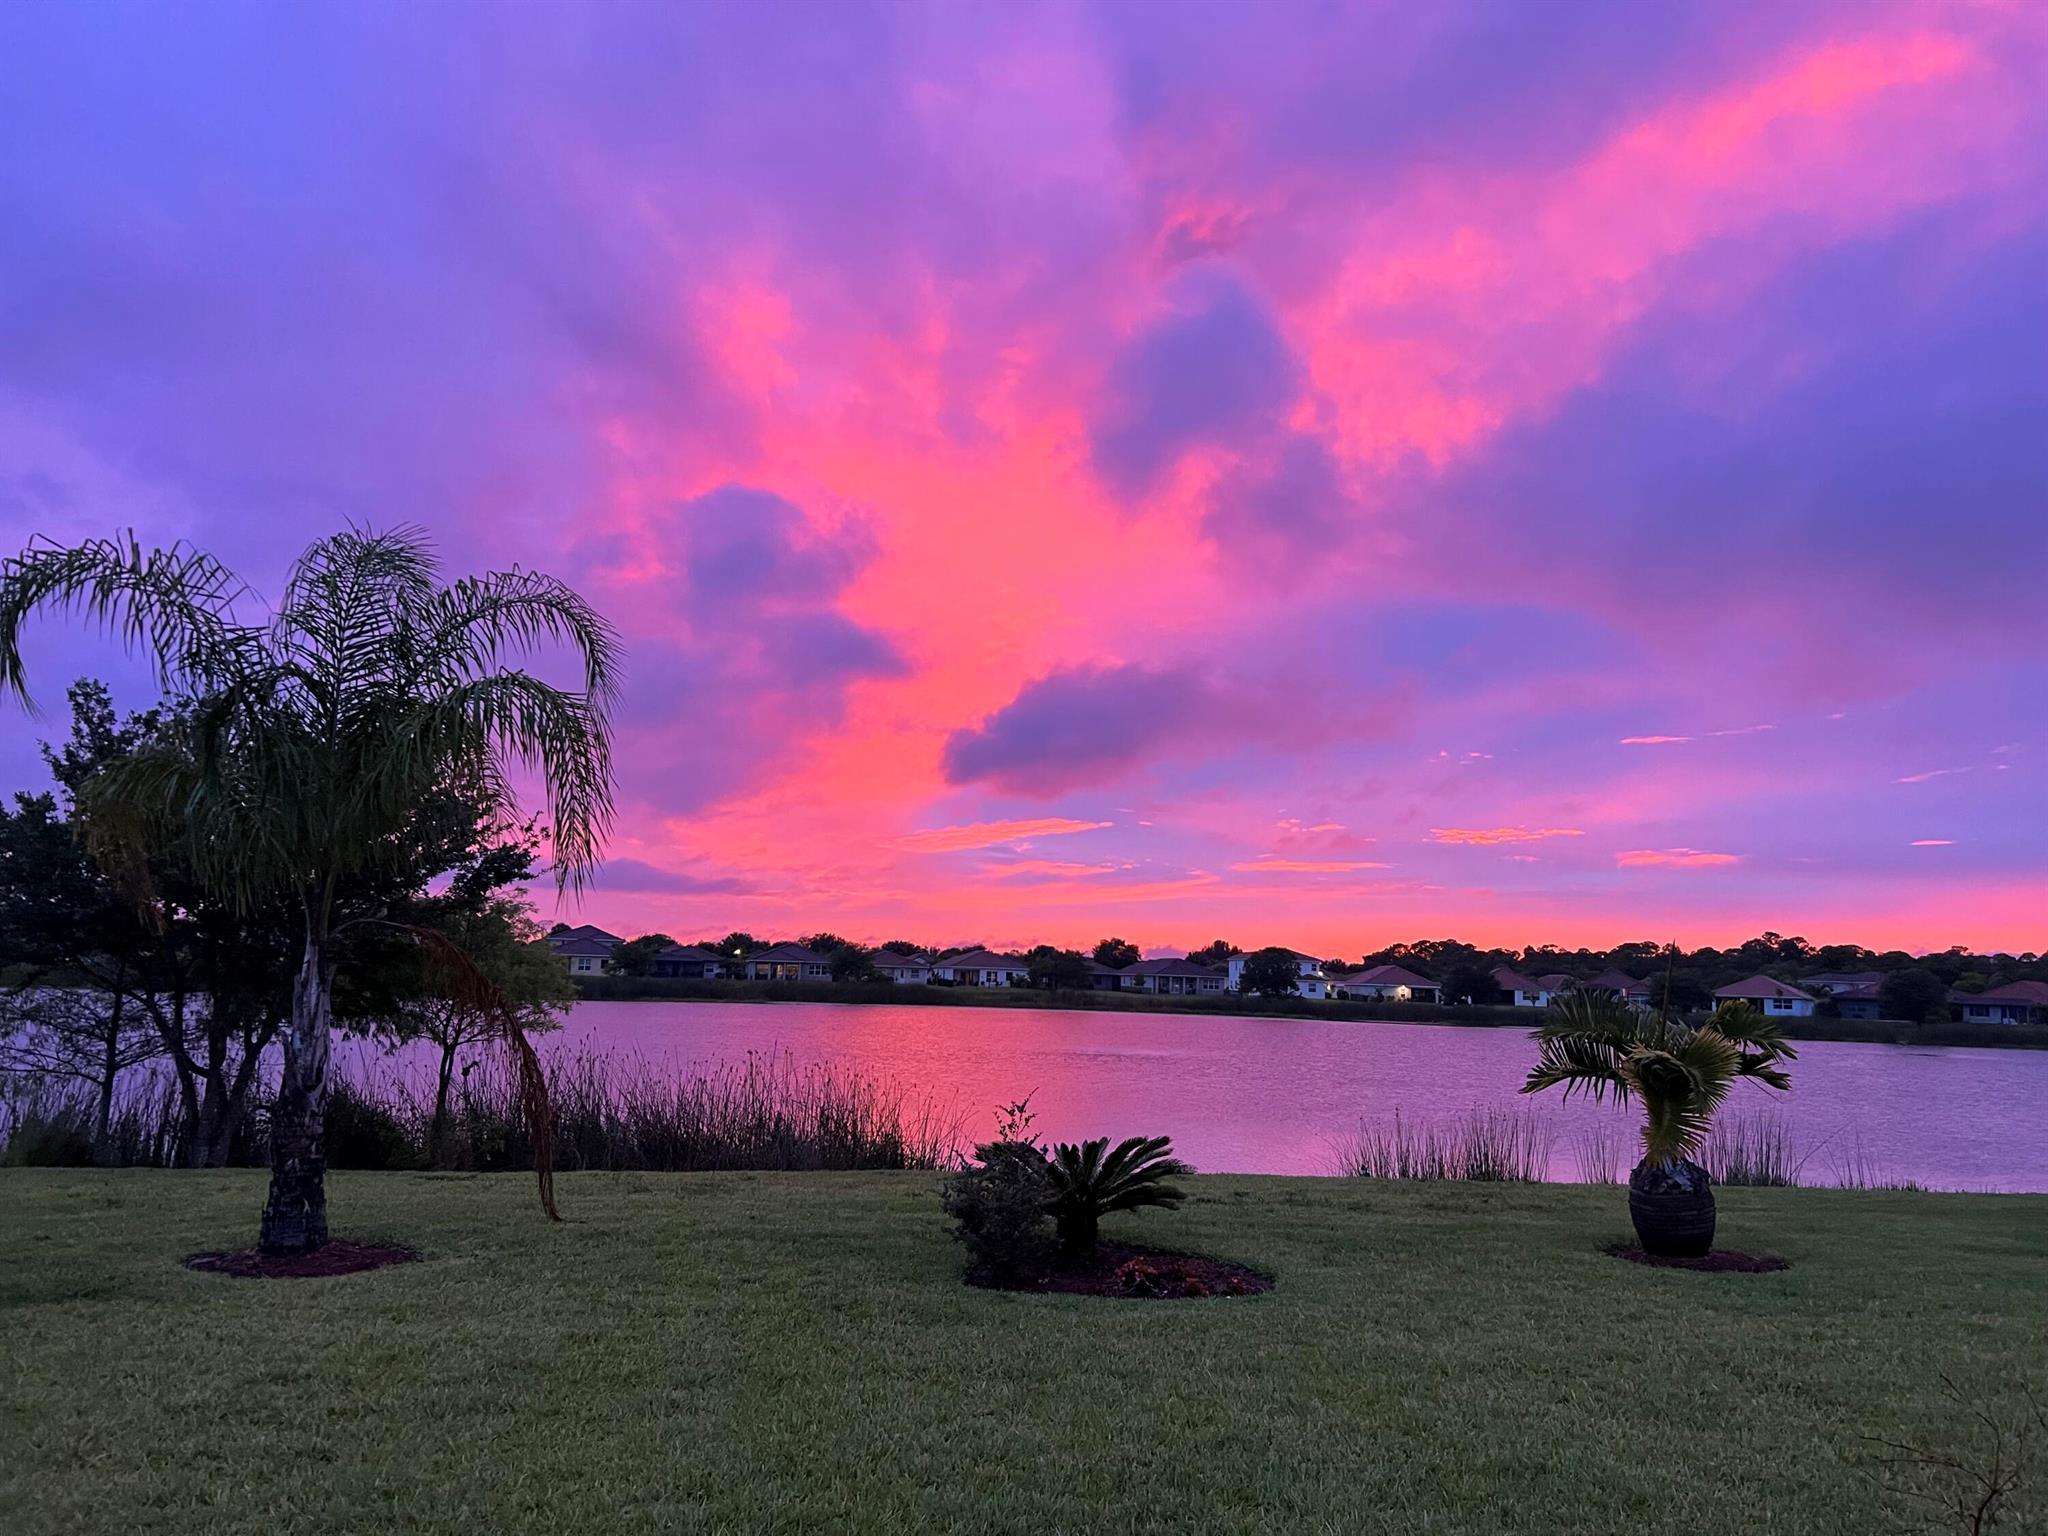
[587, 857, 752, 896]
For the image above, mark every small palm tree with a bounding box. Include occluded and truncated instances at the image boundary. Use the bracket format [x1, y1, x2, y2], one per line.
[1044, 1134, 1192, 1255]
[1522, 991, 1794, 1255]
[0, 528, 618, 1252]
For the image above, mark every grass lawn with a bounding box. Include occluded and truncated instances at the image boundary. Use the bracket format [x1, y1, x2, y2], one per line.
[4, 1171, 2044, 1534]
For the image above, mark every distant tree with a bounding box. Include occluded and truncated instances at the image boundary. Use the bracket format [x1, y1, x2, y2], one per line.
[879, 939, 926, 956]
[1880, 967, 1951, 1025]
[548, 921, 572, 936]
[800, 932, 853, 955]
[1185, 939, 1239, 968]
[1026, 946, 1092, 991]
[1439, 962, 1502, 1006]
[1651, 973, 1713, 1014]
[717, 931, 759, 958]
[1093, 937, 1140, 969]
[1237, 947, 1303, 998]
[609, 933, 678, 977]
[829, 945, 879, 983]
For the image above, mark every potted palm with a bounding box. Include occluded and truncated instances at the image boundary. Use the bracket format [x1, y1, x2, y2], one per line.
[1521, 992, 1794, 1256]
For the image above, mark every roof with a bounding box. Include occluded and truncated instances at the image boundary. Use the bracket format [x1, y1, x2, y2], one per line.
[656, 944, 722, 963]
[873, 953, 932, 970]
[1085, 959, 1129, 975]
[1237, 947, 1323, 965]
[746, 943, 832, 965]
[1961, 980, 2048, 1006]
[1491, 965, 1544, 992]
[940, 948, 1028, 969]
[1124, 957, 1226, 977]
[1534, 973, 1574, 991]
[1799, 971, 1884, 990]
[1714, 975, 1816, 1002]
[1585, 969, 1647, 992]
[548, 924, 622, 946]
[549, 934, 617, 957]
[1337, 964, 1437, 988]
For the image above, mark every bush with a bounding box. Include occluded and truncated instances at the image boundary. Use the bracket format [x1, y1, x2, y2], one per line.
[940, 1097, 1055, 1284]
[322, 1076, 417, 1170]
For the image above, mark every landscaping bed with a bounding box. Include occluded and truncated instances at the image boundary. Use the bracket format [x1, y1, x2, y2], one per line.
[979, 1239, 1270, 1299]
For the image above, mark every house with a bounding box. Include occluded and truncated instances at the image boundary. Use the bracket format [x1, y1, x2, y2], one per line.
[872, 952, 933, 984]
[1085, 960, 1129, 991]
[546, 924, 621, 977]
[1329, 964, 1440, 1004]
[1584, 969, 1653, 1006]
[1831, 981, 1887, 1021]
[931, 948, 1032, 987]
[742, 942, 834, 982]
[1121, 958, 1228, 996]
[1951, 980, 2048, 1026]
[1799, 970, 1884, 996]
[1713, 976, 1817, 1017]
[650, 943, 724, 979]
[1534, 972, 1575, 996]
[1492, 966, 1551, 1008]
[1227, 948, 1326, 992]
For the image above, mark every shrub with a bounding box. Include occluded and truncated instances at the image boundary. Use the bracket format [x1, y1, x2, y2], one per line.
[323, 1076, 417, 1170]
[0, 1083, 97, 1167]
[1045, 1134, 1191, 1255]
[940, 1097, 1055, 1284]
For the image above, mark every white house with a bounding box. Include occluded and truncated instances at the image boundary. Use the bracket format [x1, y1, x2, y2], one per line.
[932, 948, 1032, 987]
[1584, 969, 1652, 1006]
[1492, 966, 1551, 1008]
[743, 943, 834, 982]
[872, 952, 933, 984]
[546, 924, 622, 977]
[1952, 980, 2048, 1025]
[1121, 958, 1228, 996]
[1329, 964, 1440, 1003]
[1227, 948, 1326, 993]
[1713, 976, 1817, 1017]
[650, 943, 724, 979]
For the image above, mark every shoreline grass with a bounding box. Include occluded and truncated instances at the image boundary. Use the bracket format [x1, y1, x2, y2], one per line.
[3, 1170, 2043, 1534]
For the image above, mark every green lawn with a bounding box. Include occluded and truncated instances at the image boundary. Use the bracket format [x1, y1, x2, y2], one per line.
[3, 1171, 2043, 1534]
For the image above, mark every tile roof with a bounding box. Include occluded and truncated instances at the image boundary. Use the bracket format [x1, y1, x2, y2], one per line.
[1491, 965, 1544, 992]
[1338, 964, 1437, 988]
[1585, 969, 1648, 993]
[746, 943, 832, 965]
[1124, 957, 1226, 976]
[1713, 975, 1816, 1002]
[1962, 980, 2048, 1006]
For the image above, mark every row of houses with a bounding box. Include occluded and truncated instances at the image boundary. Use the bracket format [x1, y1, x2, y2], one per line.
[544, 928, 2048, 1022]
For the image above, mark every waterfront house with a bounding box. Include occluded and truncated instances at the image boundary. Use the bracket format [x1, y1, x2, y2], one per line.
[872, 952, 933, 984]
[1713, 976, 1817, 1017]
[1329, 964, 1440, 1003]
[1831, 981, 1886, 1020]
[743, 942, 834, 982]
[1799, 970, 1884, 996]
[1583, 969, 1653, 1005]
[651, 943, 724, 979]
[1227, 948, 1326, 993]
[1492, 966, 1551, 1008]
[1951, 980, 2048, 1025]
[1086, 960, 1129, 990]
[932, 948, 1032, 987]
[547, 924, 621, 977]
[1122, 958, 1228, 996]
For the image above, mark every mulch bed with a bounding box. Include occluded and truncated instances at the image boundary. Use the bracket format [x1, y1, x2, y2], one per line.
[186, 1240, 419, 1279]
[976, 1240, 1272, 1300]
[1606, 1243, 1789, 1274]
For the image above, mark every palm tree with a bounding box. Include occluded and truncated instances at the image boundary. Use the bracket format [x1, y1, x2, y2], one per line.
[1522, 991, 1794, 1255]
[1044, 1134, 1192, 1255]
[0, 528, 618, 1252]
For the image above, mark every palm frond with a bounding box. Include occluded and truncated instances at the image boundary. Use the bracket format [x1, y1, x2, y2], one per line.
[1521, 1033, 1632, 1105]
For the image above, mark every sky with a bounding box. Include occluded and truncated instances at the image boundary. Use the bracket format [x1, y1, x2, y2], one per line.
[1, 1, 2044, 957]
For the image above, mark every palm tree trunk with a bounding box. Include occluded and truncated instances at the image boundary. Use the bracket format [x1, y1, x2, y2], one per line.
[259, 931, 333, 1254]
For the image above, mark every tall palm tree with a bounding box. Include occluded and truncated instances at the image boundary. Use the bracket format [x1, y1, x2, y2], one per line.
[0, 528, 618, 1252]
[1522, 991, 1794, 1255]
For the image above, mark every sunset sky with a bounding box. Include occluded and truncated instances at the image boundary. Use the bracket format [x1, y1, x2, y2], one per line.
[2, 2, 2043, 956]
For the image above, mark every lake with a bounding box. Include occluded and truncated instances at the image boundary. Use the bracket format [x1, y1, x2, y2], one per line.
[363, 999, 2048, 1192]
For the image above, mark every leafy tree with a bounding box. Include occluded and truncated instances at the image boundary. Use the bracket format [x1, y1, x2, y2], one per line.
[1185, 938, 1239, 968]
[609, 933, 678, 977]
[717, 931, 759, 958]
[1026, 945, 1092, 991]
[879, 939, 926, 956]
[829, 945, 879, 983]
[1044, 1134, 1192, 1255]
[1438, 962, 1502, 1005]
[1092, 936, 1140, 969]
[1880, 967, 1952, 1026]
[1237, 947, 1303, 998]
[1, 528, 618, 1252]
[1650, 972, 1712, 1014]
[800, 932, 853, 954]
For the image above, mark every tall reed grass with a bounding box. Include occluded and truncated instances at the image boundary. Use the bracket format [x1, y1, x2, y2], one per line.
[1700, 1110, 1807, 1187]
[0, 1047, 961, 1172]
[1335, 1108, 1553, 1182]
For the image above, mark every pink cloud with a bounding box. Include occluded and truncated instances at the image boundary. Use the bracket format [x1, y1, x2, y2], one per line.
[1616, 848, 1741, 868]
[899, 818, 1112, 853]
[1431, 826, 1586, 846]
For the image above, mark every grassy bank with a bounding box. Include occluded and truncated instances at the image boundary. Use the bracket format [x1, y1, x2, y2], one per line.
[4, 1172, 2044, 1533]
[575, 974, 2048, 1050]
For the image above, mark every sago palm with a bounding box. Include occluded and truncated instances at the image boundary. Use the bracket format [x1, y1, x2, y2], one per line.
[1522, 990, 1794, 1255]
[0, 528, 618, 1252]
[1044, 1134, 1192, 1255]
